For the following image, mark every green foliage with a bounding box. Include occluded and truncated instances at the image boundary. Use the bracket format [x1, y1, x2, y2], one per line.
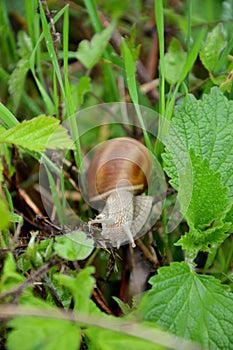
[164, 38, 187, 85]
[164, 88, 233, 254]
[137, 262, 233, 350]
[7, 317, 81, 350]
[0, 1, 233, 349]
[76, 23, 115, 69]
[200, 23, 226, 73]
[54, 231, 94, 261]
[0, 115, 74, 151]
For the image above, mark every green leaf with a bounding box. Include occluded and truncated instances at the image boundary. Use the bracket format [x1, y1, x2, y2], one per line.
[0, 115, 74, 151]
[54, 267, 98, 313]
[0, 253, 24, 293]
[164, 87, 233, 203]
[178, 151, 228, 228]
[84, 327, 164, 350]
[76, 22, 115, 69]
[137, 262, 233, 350]
[200, 23, 226, 72]
[54, 231, 94, 261]
[7, 317, 81, 350]
[164, 38, 186, 85]
[176, 151, 231, 253]
[0, 102, 19, 128]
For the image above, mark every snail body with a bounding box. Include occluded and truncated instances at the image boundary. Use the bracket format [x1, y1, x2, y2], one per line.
[87, 137, 153, 248]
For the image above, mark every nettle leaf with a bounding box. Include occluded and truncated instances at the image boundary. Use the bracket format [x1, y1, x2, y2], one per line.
[7, 317, 81, 350]
[0, 115, 74, 151]
[176, 151, 231, 252]
[164, 38, 187, 85]
[200, 23, 226, 72]
[179, 151, 228, 227]
[76, 23, 115, 69]
[137, 262, 233, 350]
[164, 87, 233, 200]
[54, 231, 94, 261]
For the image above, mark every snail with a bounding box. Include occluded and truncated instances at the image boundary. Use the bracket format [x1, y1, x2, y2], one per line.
[86, 137, 153, 248]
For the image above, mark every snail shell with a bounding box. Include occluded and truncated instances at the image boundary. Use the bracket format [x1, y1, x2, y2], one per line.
[87, 137, 153, 248]
[87, 137, 152, 201]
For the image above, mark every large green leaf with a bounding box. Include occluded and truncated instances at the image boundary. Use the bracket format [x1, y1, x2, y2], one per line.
[137, 262, 233, 350]
[0, 115, 74, 151]
[164, 87, 233, 200]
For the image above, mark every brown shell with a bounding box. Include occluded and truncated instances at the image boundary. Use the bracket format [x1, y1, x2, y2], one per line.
[86, 137, 152, 201]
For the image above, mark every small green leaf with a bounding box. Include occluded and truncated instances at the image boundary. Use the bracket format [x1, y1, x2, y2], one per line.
[0, 115, 74, 151]
[55, 267, 98, 313]
[200, 23, 226, 72]
[7, 317, 81, 350]
[76, 23, 115, 69]
[164, 38, 186, 85]
[112, 296, 131, 315]
[54, 231, 94, 261]
[0, 253, 24, 293]
[137, 262, 233, 350]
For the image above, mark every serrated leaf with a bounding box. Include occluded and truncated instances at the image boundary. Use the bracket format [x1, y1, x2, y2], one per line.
[76, 23, 114, 69]
[7, 317, 81, 350]
[164, 38, 186, 85]
[0, 115, 75, 151]
[164, 87, 233, 203]
[137, 262, 233, 350]
[85, 327, 164, 350]
[176, 222, 231, 254]
[200, 23, 226, 72]
[179, 151, 228, 228]
[54, 231, 94, 261]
